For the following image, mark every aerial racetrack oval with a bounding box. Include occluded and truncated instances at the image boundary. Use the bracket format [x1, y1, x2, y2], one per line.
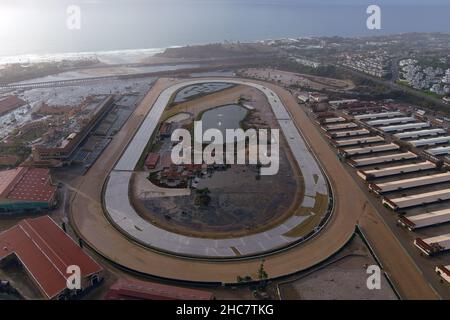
[102, 79, 334, 260]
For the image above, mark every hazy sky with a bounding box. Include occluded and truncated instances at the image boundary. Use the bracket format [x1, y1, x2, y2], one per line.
[0, 0, 449, 57]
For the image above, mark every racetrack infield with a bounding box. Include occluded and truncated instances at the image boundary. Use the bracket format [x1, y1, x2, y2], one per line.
[68, 77, 439, 299]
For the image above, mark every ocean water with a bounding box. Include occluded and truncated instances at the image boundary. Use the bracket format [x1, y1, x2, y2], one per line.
[0, 1, 449, 62]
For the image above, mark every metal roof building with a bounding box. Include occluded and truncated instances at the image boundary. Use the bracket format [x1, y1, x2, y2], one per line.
[394, 128, 446, 140]
[348, 152, 418, 167]
[354, 111, 404, 121]
[334, 135, 385, 147]
[323, 122, 358, 131]
[436, 265, 450, 284]
[367, 117, 416, 127]
[105, 278, 215, 300]
[357, 161, 436, 180]
[425, 146, 450, 156]
[322, 117, 346, 124]
[409, 136, 450, 148]
[328, 128, 370, 138]
[414, 233, 450, 256]
[399, 208, 450, 230]
[379, 122, 430, 133]
[382, 188, 450, 210]
[341, 143, 399, 157]
[0, 216, 103, 299]
[369, 172, 450, 194]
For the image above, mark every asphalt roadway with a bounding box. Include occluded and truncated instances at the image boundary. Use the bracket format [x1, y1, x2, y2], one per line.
[69, 77, 439, 299]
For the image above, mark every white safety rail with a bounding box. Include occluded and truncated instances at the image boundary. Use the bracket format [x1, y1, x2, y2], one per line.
[409, 136, 450, 148]
[348, 152, 418, 167]
[369, 172, 450, 194]
[366, 117, 416, 127]
[383, 188, 450, 210]
[399, 208, 450, 230]
[414, 233, 450, 256]
[333, 135, 384, 147]
[379, 122, 430, 133]
[354, 111, 404, 121]
[357, 161, 436, 180]
[341, 143, 399, 157]
[394, 128, 446, 140]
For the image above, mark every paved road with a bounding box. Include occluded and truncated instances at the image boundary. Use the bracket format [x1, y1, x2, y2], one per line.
[69, 77, 439, 298]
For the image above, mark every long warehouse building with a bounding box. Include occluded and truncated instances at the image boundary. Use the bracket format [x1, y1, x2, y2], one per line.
[383, 188, 450, 210]
[369, 172, 450, 194]
[394, 128, 446, 140]
[348, 151, 418, 167]
[409, 136, 450, 148]
[340, 143, 399, 157]
[414, 233, 450, 256]
[436, 265, 450, 284]
[323, 122, 358, 131]
[426, 146, 450, 156]
[399, 208, 450, 230]
[333, 136, 385, 147]
[327, 128, 370, 139]
[354, 111, 404, 121]
[379, 122, 430, 133]
[357, 161, 436, 180]
[367, 117, 416, 127]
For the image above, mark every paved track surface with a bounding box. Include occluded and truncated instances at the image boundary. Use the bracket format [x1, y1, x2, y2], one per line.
[69, 77, 439, 298]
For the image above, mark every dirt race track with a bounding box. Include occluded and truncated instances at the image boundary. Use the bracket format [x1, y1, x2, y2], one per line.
[69, 77, 438, 299]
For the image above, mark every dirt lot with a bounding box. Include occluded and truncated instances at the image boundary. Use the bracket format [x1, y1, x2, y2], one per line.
[278, 234, 398, 300]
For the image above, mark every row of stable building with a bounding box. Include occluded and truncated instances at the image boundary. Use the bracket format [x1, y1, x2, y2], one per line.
[317, 101, 450, 284]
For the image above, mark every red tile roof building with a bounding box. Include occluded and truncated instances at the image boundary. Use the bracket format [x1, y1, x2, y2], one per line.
[0, 216, 103, 299]
[0, 167, 57, 213]
[0, 155, 19, 167]
[105, 278, 214, 300]
[0, 95, 26, 116]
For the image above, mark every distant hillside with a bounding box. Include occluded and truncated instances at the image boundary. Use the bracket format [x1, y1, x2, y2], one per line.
[156, 43, 278, 59]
